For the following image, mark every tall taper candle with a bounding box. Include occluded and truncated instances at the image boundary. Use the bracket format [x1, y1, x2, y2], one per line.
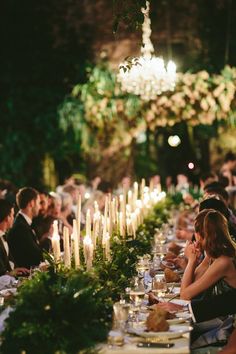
[102, 196, 108, 246]
[86, 209, 92, 239]
[72, 219, 80, 268]
[63, 226, 71, 268]
[52, 220, 61, 262]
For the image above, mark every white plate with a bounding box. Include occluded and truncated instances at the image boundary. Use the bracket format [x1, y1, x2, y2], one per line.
[130, 324, 192, 339]
[167, 317, 188, 325]
[160, 291, 180, 299]
[171, 299, 190, 306]
[166, 282, 181, 287]
[0, 288, 17, 296]
[176, 311, 191, 320]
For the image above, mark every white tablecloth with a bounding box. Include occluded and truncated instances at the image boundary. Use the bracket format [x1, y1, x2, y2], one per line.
[100, 334, 190, 354]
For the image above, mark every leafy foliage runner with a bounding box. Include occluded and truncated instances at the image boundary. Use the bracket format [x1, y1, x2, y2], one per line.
[0, 268, 113, 354]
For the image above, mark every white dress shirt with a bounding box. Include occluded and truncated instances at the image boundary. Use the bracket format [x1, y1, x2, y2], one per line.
[0, 230, 9, 256]
[19, 211, 32, 225]
[0, 230, 14, 270]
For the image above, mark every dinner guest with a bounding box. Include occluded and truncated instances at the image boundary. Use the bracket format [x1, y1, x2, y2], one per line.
[0, 199, 29, 276]
[180, 209, 236, 348]
[7, 187, 43, 268]
[180, 209, 236, 300]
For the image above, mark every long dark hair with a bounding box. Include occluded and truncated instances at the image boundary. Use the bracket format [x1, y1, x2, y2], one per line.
[195, 209, 236, 258]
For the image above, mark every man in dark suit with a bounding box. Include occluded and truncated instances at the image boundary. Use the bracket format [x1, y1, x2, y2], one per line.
[7, 187, 43, 268]
[0, 199, 29, 275]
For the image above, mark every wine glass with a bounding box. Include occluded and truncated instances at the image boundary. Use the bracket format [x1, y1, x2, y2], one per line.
[152, 274, 168, 299]
[154, 229, 166, 245]
[127, 278, 145, 323]
[136, 257, 150, 278]
[154, 244, 167, 259]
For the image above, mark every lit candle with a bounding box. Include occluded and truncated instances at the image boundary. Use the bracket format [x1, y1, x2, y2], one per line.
[136, 199, 143, 223]
[102, 196, 108, 246]
[93, 202, 100, 248]
[149, 178, 154, 192]
[133, 181, 138, 206]
[141, 178, 145, 201]
[111, 198, 116, 225]
[119, 212, 124, 236]
[63, 226, 71, 268]
[128, 190, 133, 210]
[131, 213, 137, 239]
[72, 219, 80, 268]
[135, 208, 141, 226]
[83, 234, 94, 271]
[76, 194, 81, 265]
[126, 218, 131, 235]
[105, 232, 111, 261]
[120, 194, 126, 237]
[86, 209, 92, 239]
[51, 220, 61, 262]
[108, 194, 113, 237]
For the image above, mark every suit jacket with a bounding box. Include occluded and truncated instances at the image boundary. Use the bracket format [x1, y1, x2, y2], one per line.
[7, 213, 43, 268]
[191, 289, 236, 323]
[0, 236, 12, 275]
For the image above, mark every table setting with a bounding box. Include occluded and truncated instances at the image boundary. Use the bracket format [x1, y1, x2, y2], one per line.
[101, 219, 192, 354]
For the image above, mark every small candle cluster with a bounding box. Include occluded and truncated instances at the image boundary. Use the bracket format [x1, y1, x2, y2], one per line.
[50, 180, 166, 271]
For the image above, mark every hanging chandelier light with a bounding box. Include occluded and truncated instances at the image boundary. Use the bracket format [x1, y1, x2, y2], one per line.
[117, 1, 176, 101]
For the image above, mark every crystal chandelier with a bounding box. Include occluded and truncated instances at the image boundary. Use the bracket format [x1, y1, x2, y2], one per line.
[117, 1, 176, 101]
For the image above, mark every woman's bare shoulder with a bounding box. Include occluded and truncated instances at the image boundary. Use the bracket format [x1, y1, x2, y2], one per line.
[213, 256, 232, 268]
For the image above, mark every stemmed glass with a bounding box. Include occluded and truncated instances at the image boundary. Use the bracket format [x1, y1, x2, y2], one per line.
[154, 228, 166, 245]
[126, 277, 145, 323]
[152, 274, 168, 300]
[136, 256, 150, 279]
[153, 244, 166, 259]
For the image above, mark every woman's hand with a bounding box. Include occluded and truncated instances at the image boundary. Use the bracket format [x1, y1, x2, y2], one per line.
[173, 256, 188, 270]
[157, 302, 183, 312]
[185, 241, 201, 264]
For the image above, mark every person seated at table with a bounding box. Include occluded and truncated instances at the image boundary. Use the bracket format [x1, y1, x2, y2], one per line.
[180, 209, 236, 348]
[7, 187, 43, 269]
[203, 182, 236, 235]
[47, 192, 62, 219]
[176, 174, 189, 193]
[33, 215, 54, 252]
[0, 199, 29, 276]
[199, 172, 218, 192]
[38, 191, 50, 217]
[180, 209, 236, 300]
[199, 197, 236, 241]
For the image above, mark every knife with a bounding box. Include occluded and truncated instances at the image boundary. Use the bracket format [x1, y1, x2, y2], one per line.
[137, 342, 174, 348]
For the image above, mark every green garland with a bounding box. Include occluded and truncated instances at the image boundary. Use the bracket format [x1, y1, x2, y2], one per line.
[0, 196, 176, 354]
[0, 268, 113, 354]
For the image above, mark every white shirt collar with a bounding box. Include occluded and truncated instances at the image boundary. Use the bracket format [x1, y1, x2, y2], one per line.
[0, 230, 5, 237]
[19, 211, 32, 225]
